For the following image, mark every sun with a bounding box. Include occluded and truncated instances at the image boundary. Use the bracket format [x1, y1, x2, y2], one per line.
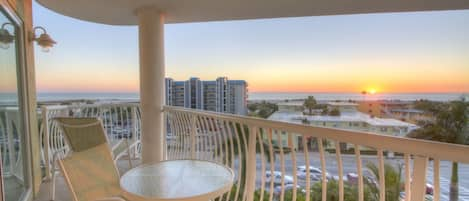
[368, 88, 377, 95]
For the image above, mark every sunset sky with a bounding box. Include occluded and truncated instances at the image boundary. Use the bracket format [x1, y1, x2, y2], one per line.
[33, 3, 469, 93]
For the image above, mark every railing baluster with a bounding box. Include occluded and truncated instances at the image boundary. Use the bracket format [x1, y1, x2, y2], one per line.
[257, 129, 266, 201]
[433, 159, 440, 201]
[267, 129, 275, 201]
[404, 154, 411, 201]
[207, 116, 220, 162]
[171, 111, 181, 159]
[317, 138, 327, 201]
[239, 122, 250, 201]
[200, 116, 210, 160]
[178, 112, 188, 159]
[245, 125, 258, 201]
[410, 156, 428, 201]
[231, 121, 243, 201]
[289, 133, 298, 201]
[41, 106, 51, 179]
[179, 112, 190, 159]
[335, 142, 344, 201]
[303, 136, 311, 201]
[168, 111, 178, 159]
[276, 130, 286, 201]
[190, 114, 197, 159]
[377, 149, 385, 201]
[131, 107, 138, 158]
[221, 120, 234, 201]
[354, 145, 364, 201]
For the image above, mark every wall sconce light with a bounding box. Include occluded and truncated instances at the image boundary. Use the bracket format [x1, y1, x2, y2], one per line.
[0, 23, 14, 49]
[31, 26, 56, 52]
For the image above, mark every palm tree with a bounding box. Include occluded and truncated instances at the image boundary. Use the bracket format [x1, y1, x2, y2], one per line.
[214, 123, 275, 201]
[407, 99, 468, 201]
[304, 96, 317, 115]
[366, 162, 403, 201]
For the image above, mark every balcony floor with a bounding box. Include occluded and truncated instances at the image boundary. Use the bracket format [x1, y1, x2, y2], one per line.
[34, 158, 142, 201]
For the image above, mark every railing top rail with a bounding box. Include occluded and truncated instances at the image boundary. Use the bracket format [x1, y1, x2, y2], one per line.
[163, 105, 469, 163]
[42, 102, 140, 111]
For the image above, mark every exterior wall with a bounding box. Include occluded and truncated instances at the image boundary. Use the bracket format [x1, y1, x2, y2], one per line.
[228, 80, 247, 115]
[357, 101, 412, 118]
[389, 110, 433, 123]
[172, 81, 185, 107]
[203, 81, 217, 111]
[357, 101, 383, 117]
[164, 78, 173, 105]
[165, 77, 247, 115]
[328, 105, 357, 113]
[216, 77, 228, 113]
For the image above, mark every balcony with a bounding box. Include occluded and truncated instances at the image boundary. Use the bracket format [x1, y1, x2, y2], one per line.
[31, 102, 469, 201]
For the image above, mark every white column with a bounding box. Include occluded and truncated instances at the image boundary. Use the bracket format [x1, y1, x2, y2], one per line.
[137, 7, 165, 164]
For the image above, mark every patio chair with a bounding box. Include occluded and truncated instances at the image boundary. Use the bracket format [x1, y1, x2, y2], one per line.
[53, 117, 131, 201]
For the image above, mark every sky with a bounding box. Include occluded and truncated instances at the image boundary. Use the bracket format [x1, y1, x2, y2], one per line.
[33, 2, 469, 93]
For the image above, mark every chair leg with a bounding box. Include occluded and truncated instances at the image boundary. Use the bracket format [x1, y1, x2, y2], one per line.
[50, 161, 56, 201]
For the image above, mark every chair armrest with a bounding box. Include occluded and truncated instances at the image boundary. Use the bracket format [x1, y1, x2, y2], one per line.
[111, 139, 125, 152]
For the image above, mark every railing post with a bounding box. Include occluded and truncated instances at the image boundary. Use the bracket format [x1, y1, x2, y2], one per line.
[410, 156, 428, 201]
[131, 106, 139, 158]
[190, 115, 197, 159]
[245, 125, 258, 201]
[41, 106, 51, 179]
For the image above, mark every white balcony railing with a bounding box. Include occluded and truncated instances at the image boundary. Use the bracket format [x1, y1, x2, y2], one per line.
[164, 105, 469, 201]
[39, 103, 469, 201]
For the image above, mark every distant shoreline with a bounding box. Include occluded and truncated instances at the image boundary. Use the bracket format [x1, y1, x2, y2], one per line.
[29, 92, 469, 103]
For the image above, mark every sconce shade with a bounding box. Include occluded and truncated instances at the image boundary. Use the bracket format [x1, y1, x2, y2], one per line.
[31, 26, 56, 52]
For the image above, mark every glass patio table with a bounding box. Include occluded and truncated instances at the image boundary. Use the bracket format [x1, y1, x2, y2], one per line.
[120, 159, 234, 201]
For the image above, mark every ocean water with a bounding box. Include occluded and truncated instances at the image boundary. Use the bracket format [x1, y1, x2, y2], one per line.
[34, 92, 469, 102]
[248, 92, 469, 101]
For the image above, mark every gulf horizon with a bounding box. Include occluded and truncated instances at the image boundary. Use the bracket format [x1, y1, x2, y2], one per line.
[33, 91, 469, 102]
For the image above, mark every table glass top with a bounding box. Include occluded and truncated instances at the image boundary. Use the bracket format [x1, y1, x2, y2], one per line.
[120, 160, 234, 199]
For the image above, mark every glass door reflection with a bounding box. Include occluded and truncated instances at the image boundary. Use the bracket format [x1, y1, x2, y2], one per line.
[0, 8, 27, 201]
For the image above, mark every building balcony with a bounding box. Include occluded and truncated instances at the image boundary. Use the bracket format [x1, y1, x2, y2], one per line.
[29, 102, 469, 201]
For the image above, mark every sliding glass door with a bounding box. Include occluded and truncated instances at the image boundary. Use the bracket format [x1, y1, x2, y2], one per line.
[0, 5, 29, 201]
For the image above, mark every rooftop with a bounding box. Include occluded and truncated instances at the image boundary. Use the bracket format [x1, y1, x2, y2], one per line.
[327, 102, 359, 106]
[268, 111, 417, 127]
[391, 109, 425, 114]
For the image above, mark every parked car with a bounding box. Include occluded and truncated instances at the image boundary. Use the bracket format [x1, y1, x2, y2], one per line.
[297, 171, 321, 181]
[346, 173, 377, 186]
[265, 171, 294, 185]
[274, 184, 301, 195]
[297, 165, 331, 179]
[425, 183, 434, 195]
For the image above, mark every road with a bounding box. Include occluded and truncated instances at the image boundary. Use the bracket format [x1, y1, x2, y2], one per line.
[243, 152, 469, 201]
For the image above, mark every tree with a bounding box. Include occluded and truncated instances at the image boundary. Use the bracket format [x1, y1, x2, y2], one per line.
[329, 108, 341, 116]
[366, 162, 403, 201]
[310, 179, 376, 201]
[304, 96, 317, 115]
[215, 123, 275, 201]
[321, 108, 329, 116]
[407, 100, 468, 201]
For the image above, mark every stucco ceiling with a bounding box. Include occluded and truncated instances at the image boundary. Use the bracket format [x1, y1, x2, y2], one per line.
[36, 0, 469, 25]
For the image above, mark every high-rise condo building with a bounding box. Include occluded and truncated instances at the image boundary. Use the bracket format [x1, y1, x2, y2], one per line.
[165, 77, 248, 115]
